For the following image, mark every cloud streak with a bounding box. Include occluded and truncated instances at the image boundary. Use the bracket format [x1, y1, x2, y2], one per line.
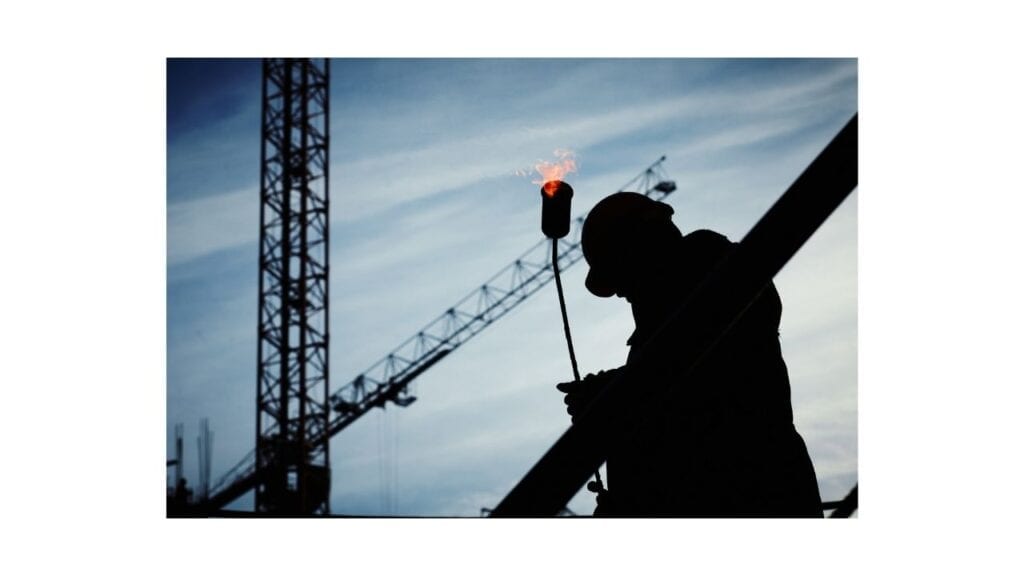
[167, 187, 257, 267]
[168, 60, 856, 267]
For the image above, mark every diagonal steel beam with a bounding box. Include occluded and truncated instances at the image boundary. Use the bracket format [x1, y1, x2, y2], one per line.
[490, 114, 858, 517]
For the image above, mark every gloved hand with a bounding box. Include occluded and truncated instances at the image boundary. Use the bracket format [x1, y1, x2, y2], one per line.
[591, 484, 618, 517]
[555, 368, 621, 423]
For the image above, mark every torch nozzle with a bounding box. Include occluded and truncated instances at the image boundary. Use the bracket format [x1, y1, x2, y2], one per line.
[541, 180, 573, 239]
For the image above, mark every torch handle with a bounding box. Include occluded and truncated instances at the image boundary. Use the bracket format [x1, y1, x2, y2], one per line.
[552, 238, 605, 494]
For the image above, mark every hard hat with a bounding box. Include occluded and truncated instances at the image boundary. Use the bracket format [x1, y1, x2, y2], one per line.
[582, 192, 674, 297]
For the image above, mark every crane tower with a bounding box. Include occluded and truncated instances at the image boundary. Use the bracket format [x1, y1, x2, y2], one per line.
[255, 58, 331, 514]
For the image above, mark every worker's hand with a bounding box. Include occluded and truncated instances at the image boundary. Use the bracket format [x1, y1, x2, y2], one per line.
[590, 483, 619, 517]
[555, 368, 620, 423]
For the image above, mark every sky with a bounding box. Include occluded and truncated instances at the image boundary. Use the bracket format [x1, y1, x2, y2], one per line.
[167, 58, 858, 516]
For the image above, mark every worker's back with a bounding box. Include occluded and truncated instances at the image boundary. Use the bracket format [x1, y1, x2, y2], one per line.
[602, 229, 823, 517]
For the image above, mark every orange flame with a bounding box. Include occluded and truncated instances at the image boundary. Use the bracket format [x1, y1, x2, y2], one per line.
[527, 149, 578, 197]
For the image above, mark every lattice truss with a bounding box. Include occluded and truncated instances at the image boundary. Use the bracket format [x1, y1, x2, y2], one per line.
[255, 58, 331, 513]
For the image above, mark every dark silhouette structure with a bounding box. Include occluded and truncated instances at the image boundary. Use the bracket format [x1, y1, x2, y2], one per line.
[560, 192, 822, 516]
[491, 114, 857, 517]
[255, 58, 332, 514]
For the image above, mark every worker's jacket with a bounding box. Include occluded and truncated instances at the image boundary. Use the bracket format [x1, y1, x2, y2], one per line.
[600, 229, 823, 517]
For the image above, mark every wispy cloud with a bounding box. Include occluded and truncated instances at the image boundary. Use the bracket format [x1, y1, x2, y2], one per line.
[167, 187, 257, 267]
[332, 62, 856, 221]
[168, 60, 856, 268]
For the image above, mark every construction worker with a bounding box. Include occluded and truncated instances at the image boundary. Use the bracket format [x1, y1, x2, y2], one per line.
[557, 192, 822, 517]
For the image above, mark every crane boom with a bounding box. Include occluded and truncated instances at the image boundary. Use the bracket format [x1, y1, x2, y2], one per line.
[204, 157, 676, 510]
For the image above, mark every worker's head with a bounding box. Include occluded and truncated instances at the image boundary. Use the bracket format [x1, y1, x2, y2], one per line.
[581, 192, 680, 299]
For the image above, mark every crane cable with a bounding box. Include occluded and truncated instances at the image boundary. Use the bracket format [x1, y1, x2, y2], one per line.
[551, 239, 605, 493]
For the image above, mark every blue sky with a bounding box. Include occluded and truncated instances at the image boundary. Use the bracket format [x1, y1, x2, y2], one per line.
[167, 58, 857, 516]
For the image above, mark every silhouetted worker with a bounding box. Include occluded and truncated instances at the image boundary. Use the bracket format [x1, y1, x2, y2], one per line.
[557, 192, 822, 517]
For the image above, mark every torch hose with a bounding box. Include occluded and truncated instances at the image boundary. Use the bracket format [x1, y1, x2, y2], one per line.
[552, 239, 581, 382]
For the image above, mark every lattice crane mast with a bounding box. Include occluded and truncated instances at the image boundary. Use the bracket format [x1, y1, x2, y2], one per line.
[204, 157, 676, 511]
[253, 58, 331, 514]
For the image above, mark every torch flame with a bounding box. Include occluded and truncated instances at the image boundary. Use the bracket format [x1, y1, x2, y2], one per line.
[531, 149, 578, 197]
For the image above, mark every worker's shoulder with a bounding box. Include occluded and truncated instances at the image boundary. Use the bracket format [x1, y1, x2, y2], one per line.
[682, 228, 734, 250]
